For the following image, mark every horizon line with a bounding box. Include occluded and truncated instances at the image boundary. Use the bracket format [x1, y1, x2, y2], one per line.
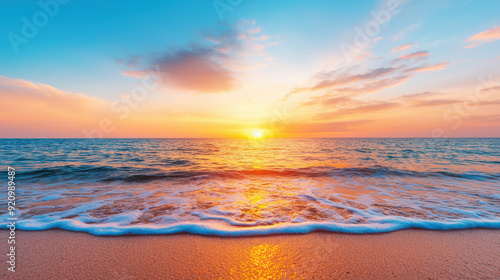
[1, 137, 499, 140]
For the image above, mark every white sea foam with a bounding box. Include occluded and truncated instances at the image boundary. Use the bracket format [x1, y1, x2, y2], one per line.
[7, 217, 500, 236]
[1, 175, 499, 236]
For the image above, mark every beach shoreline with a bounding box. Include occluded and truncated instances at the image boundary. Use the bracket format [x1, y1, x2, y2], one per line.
[1, 229, 499, 279]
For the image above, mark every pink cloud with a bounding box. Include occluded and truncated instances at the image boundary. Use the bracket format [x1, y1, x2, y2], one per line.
[331, 75, 412, 96]
[464, 26, 500, 48]
[392, 43, 411, 53]
[404, 61, 449, 73]
[313, 101, 399, 120]
[151, 49, 239, 93]
[392, 23, 419, 42]
[283, 120, 368, 135]
[122, 71, 148, 79]
[394, 50, 429, 61]
[397, 92, 458, 107]
[122, 20, 275, 94]
[0, 76, 107, 137]
[310, 67, 397, 92]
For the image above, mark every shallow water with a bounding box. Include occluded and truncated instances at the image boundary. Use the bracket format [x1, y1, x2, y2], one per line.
[1, 138, 499, 236]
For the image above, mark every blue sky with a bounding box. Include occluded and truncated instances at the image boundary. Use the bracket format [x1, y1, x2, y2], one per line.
[1, 0, 499, 137]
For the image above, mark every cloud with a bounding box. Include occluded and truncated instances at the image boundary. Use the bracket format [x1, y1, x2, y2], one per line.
[123, 20, 275, 94]
[394, 50, 429, 61]
[300, 89, 468, 124]
[315, 67, 397, 90]
[410, 99, 458, 107]
[481, 85, 500, 93]
[313, 101, 399, 120]
[398, 91, 442, 100]
[404, 61, 449, 73]
[467, 114, 500, 123]
[392, 23, 419, 42]
[301, 95, 352, 107]
[397, 91, 458, 107]
[0, 76, 107, 137]
[478, 99, 500, 106]
[300, 94, 399, 121]
[392, 43, 411, 52]
[289, 67, 397, 96]
[282, 120, 368, 134]
[464, 26, 500, 48]
[330, 75, 412, 96]
[145, 47, 238, 93]
[115, 55, 144, 68]
[283, 51, 449, 102]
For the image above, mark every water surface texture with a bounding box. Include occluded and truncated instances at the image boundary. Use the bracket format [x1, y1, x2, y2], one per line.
[1, 138, 499, 236]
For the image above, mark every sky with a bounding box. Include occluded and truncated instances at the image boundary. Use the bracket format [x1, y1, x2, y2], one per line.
[1, 0, 499, 138]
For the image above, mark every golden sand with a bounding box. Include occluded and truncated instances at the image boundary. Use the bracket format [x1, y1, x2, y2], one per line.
[1, 229, 499, 279]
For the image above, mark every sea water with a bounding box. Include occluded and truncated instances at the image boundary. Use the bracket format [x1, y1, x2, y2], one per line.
[0, 138, 498, 236]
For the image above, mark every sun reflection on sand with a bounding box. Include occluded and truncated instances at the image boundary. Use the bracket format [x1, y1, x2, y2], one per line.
[229, 243, 298, 279]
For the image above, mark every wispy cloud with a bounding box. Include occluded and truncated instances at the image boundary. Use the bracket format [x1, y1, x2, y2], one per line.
[313, 101, 399, 120]
[287, 67, 398, 97]
[410, 99, 459, 107]
[392, 23, 419, 42]
[394, 50, 429, 61]
[298, 89, 472, 125]
[282, 120, 369, 135]
[397, 91, 452, 107]
[330, 75, 412, 97]
[284, 52, 448, 101]
[464, 26, 500, 48]
[404, 61, 449, 73]
[392, 43, 412, 52]
[299, 94, 399, 121]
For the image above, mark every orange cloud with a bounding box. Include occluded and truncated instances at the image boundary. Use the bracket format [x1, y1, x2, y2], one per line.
[464, 26, 500, 48]
[404, 61, 449, 73]
[281, 120, 368, 135]
[313, 101, 399, 120]
[397, 91, 459, 108]
[392, 43, 411, 52]
[0, 76, 107, 137]
[282, 48, 449, 105]
[331, 75, 412, 97]
[123, 20, 275, 94]
[410, 99, 458, 107]
[392, 23, 419, 42]
[394, 50, 429, 61]
[151, 50, 239, 93]
[122, 71, 148, 79]
[300, 67, 398, 94]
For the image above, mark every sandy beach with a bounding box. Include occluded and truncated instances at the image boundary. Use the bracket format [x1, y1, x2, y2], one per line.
[1, 229, 499, 279]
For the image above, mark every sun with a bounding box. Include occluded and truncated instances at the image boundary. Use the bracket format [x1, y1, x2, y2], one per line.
[251, 129, 265, 139]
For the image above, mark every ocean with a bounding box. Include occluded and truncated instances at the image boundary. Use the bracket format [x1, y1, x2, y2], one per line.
[1, 138, 499, 236]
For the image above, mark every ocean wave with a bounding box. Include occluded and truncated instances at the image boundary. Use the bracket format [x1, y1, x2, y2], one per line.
[17, 165, 500, 183]
[2, 138, 499, 237]
[2, 173, 499, 236]
[4, 218, 500, 236]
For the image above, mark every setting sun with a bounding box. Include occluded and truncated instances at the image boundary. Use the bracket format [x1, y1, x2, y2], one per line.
[252, 129, 264, 138]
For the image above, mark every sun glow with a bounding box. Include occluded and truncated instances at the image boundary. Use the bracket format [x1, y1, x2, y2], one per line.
[251, 129, 265, 139]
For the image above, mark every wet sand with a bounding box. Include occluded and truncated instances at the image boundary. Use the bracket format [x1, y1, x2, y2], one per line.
[1, 229, 499, 279]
